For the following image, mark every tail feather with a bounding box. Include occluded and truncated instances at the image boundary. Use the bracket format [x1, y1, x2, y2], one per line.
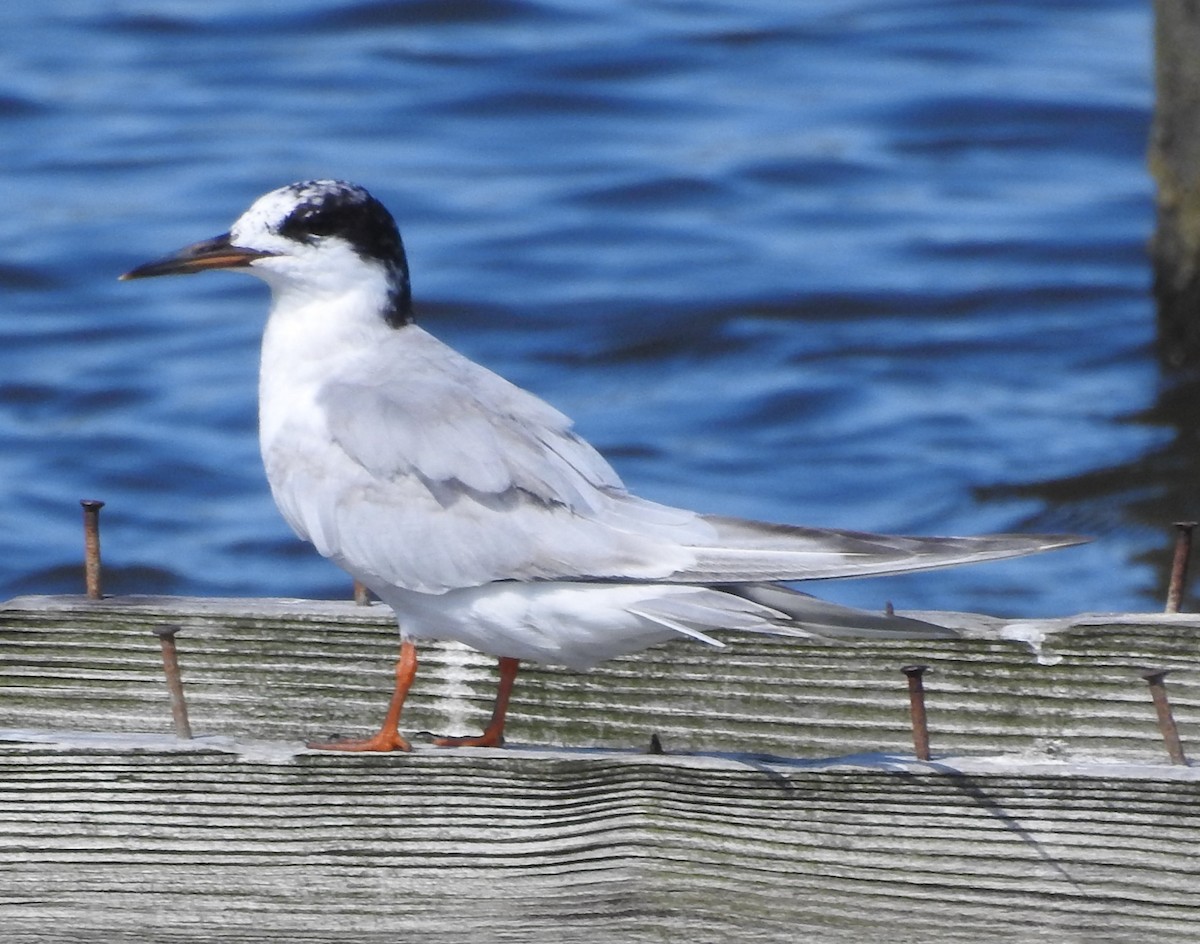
[724, 582, 957, 640]
[628, 583, 958, 646]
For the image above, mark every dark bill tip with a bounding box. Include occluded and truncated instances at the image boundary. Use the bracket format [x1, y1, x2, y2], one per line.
[119, 232, 277, 281]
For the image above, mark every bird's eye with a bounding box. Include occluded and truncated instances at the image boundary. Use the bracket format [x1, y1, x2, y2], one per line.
[278, 205, 330, 245]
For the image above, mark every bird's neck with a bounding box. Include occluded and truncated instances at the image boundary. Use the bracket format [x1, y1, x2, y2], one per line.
[257, 286, 404, 456]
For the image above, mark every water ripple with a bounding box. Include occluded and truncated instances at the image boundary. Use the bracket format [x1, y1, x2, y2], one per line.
[0, 0, 1173, 616]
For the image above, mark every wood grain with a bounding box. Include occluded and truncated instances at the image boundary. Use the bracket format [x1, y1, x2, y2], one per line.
[1, 595, 1196, 760]
[1, 594, 1198, 942]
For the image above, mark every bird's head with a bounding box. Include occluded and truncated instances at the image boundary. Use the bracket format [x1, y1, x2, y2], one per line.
[120, 179, 413, 327]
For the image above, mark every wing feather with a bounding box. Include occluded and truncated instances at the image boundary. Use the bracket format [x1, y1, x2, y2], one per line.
[264, 326, 1085, 596]
[673, 516, 1088, 583]
[266, 328, 703, 593]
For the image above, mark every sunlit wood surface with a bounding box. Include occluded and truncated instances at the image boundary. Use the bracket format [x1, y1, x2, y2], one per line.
[1, 594, 1197, 942]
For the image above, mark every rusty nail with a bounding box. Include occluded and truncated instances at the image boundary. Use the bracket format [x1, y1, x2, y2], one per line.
[1165, 522, 1197, 614]
[353, 579, 371, 607]
[152, 624, 192, 740]
[1140, 669, 1188, 765]
[901, 665, 931, 761]
[80, 499, 105, 600]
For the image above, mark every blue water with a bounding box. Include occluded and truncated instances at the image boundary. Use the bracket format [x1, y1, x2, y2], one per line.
[1, 1, 1179, 618]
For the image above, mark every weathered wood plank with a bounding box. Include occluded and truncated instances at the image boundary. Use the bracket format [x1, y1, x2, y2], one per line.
[0, 735, 1197, 943]
[1, 595, 1196, 761]
[1, 594, 1198, 941]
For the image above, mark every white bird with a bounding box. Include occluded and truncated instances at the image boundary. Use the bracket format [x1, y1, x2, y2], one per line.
[122, 179, 1084, 752]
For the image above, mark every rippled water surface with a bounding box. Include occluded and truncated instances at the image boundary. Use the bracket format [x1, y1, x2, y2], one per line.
[2, 1, 1183, 617]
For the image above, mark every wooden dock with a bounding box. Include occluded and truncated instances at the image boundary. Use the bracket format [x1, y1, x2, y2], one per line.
[2, 594, 1198, 942]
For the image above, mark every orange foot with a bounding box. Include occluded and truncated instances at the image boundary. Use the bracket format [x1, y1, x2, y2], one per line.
[308, 639, 419, 752]
[432, 656, 519, 749]
[433, 730, 503, 748]
[308, 730, 412, 752]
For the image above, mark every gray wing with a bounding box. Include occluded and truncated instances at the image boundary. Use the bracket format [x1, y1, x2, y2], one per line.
[674, 516, 1087, 582]
[274, 328, 708, 593]
[278, 327, 1084, 594]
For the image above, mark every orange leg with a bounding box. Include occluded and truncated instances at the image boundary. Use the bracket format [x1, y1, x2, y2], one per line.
[435, 657, 520, 748]
[308, 639, 417, 752]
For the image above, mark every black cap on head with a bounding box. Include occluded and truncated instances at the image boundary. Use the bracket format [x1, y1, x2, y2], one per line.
[276, 180, 413, 327]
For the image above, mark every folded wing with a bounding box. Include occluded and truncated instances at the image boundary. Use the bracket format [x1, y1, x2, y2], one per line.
[673, 516, 1086, 583]
[281, 326, 1085, 596]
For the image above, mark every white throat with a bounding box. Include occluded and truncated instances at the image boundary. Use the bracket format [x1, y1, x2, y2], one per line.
[253, 249, 400, 466]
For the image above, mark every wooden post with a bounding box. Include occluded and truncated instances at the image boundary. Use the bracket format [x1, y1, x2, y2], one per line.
[1150, 0, 1200, 367]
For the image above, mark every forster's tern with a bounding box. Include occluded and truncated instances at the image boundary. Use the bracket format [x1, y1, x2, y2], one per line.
[122, 179, 1084, 751]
